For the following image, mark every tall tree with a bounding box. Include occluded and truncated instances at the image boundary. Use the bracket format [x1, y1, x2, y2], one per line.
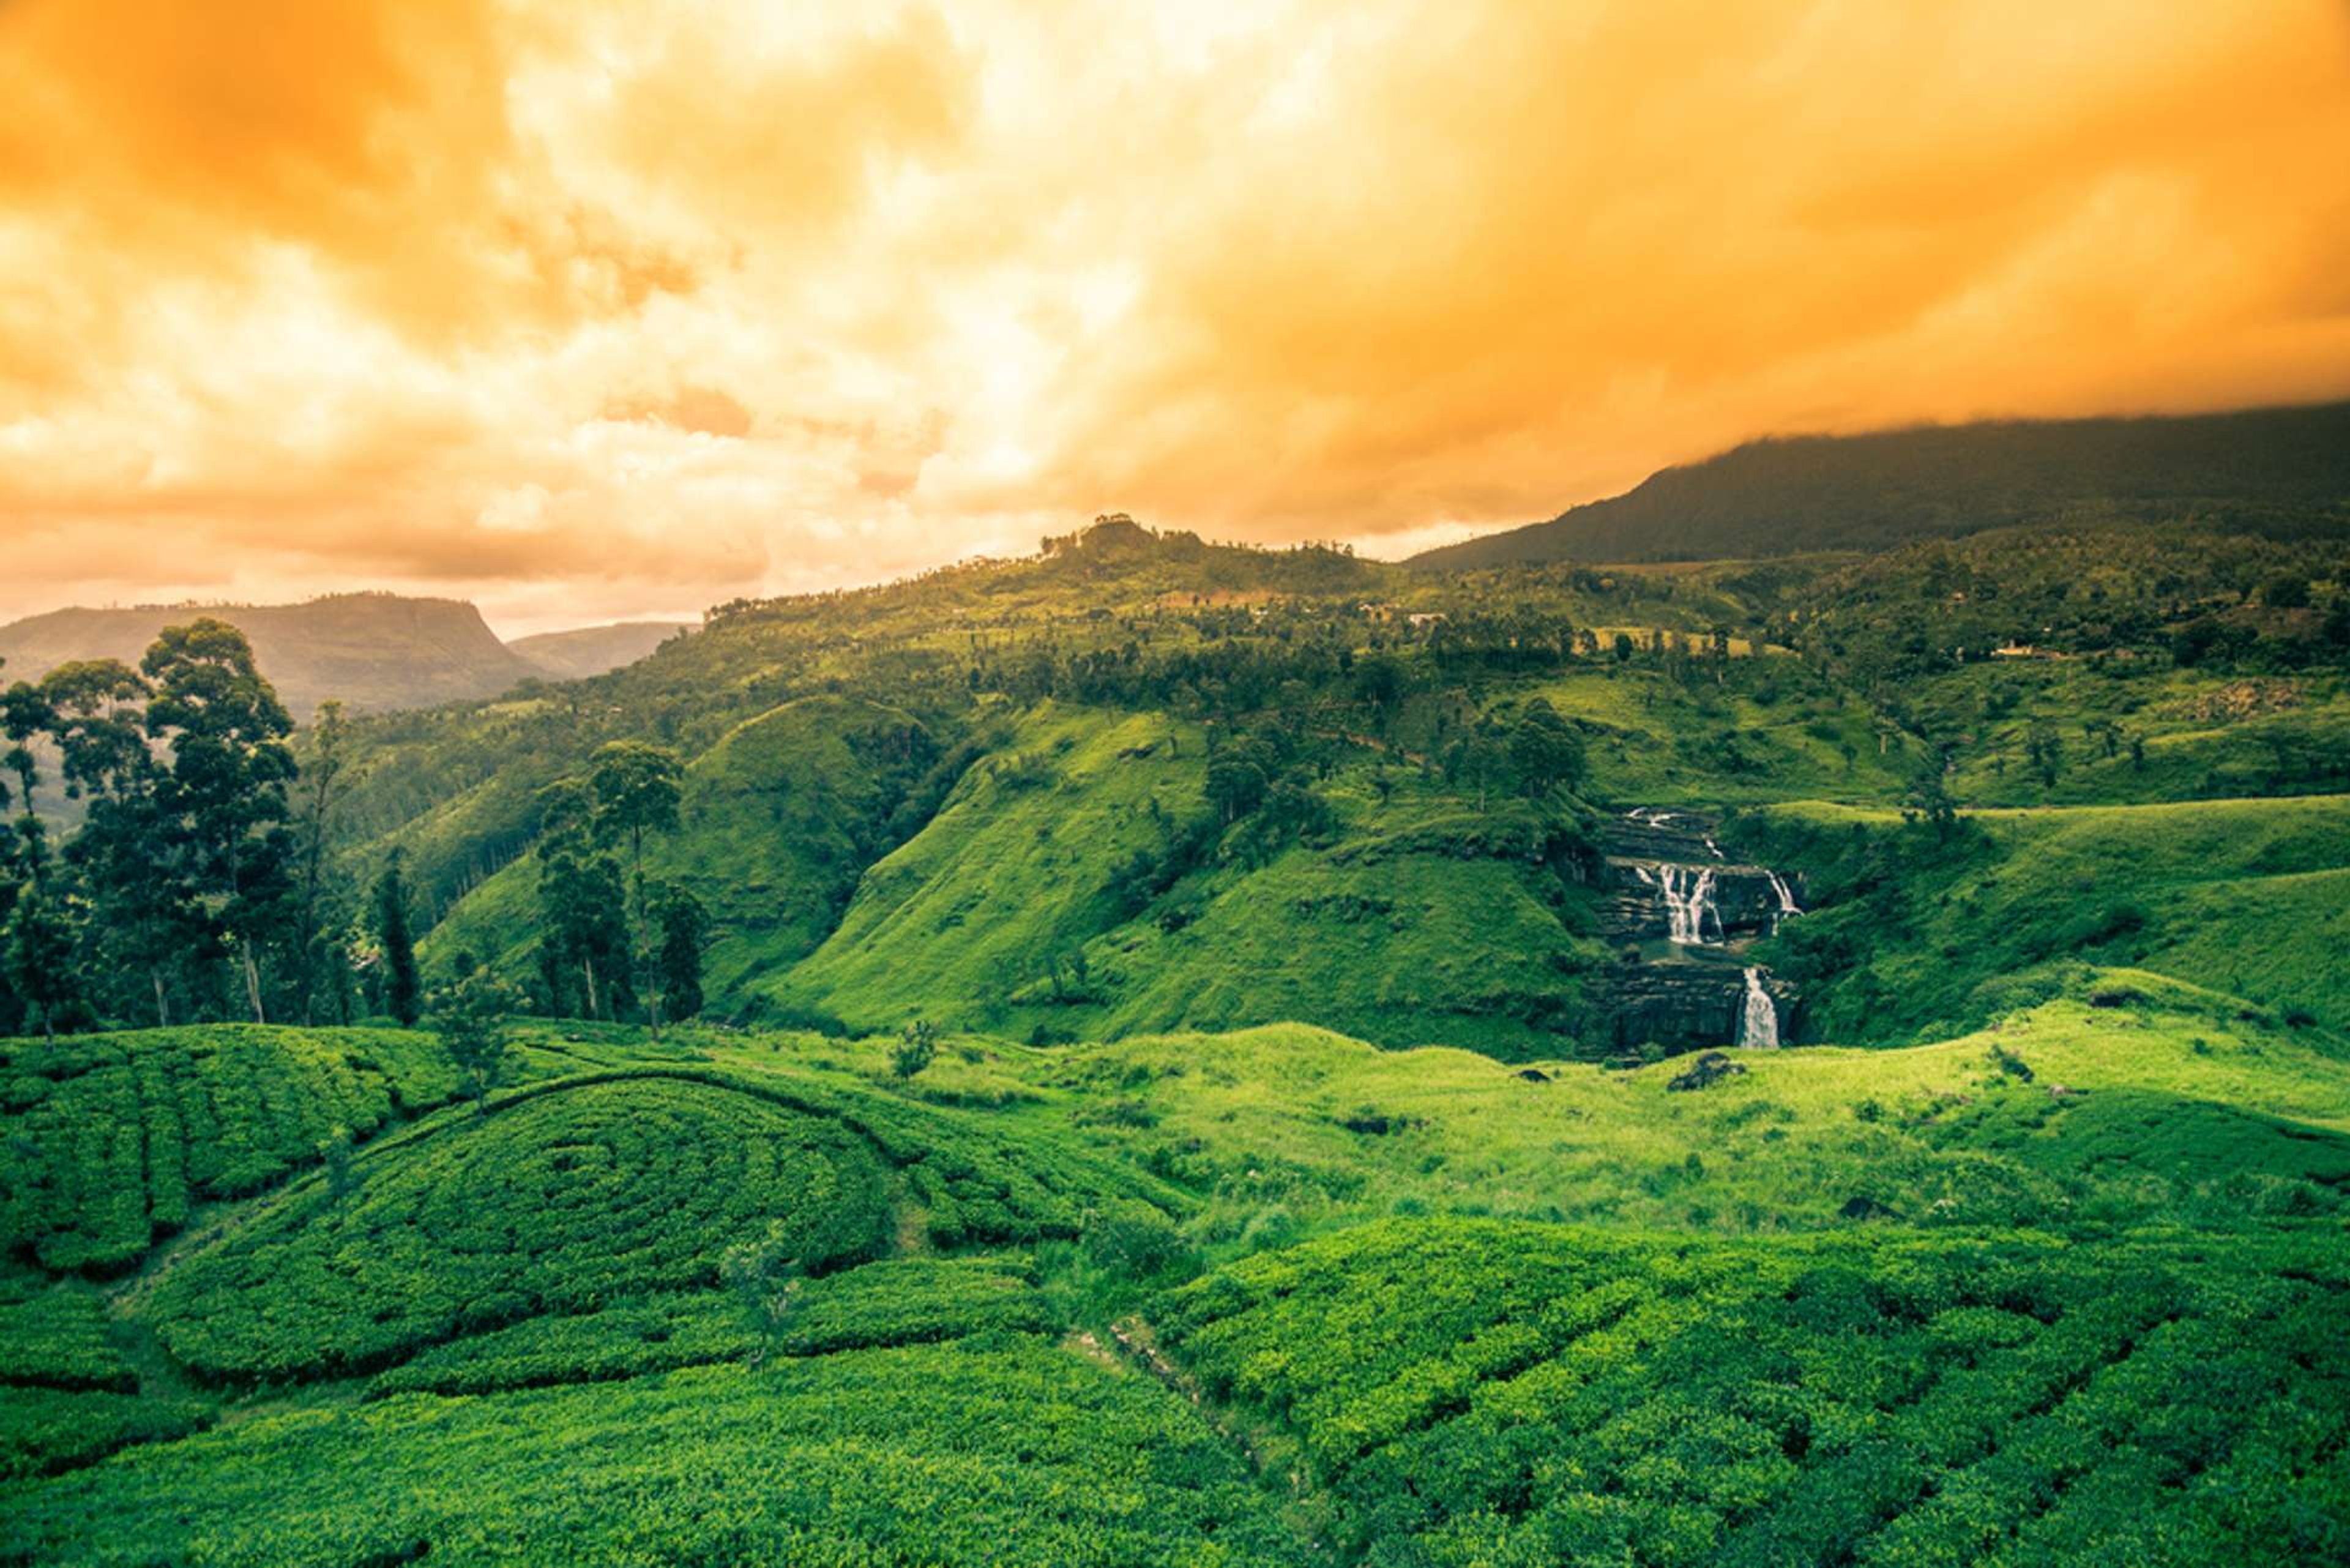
[588, 741, 682, 1017]
[428, 965, 520, 1111]
[533, 778, 631, 1021]
[38, 661, 151, 803]
[2, 875, 79, 1040]
[372, 850, 422, 1028]
[0, 679, 54, 823]
[292, 701, 351, 1022]
[1510, 698, 1588, 798]
[652, 883, 708, 1025]
[141, 620, 297, 1023]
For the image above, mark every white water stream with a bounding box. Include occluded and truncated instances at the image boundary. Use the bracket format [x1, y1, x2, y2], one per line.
[1739, 968, 1780, 1048]
[1635, 862, 1718, 944]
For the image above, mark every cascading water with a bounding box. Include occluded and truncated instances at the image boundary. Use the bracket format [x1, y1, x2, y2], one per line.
[1738, 967, 1780, 1048]
[1766, 871, 1801, 932]
[1635, 863, 1718, 944]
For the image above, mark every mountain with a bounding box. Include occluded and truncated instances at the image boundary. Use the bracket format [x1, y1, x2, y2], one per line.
[1410, 398, 2350, 569]
[0, 592, 541, 718]
[510, 620, 693, 681]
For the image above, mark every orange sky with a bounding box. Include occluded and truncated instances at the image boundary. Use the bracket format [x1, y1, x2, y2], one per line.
[4, 1, 2348, 635]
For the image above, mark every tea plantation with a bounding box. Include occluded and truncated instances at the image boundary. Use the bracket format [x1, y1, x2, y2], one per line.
[1156, 1220, 2350, 1564]
[1, 996, 2343, 1562]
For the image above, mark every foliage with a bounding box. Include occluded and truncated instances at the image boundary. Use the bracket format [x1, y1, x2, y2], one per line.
[1, 1341, 1310, 1565]
[427, 963, 521, 1107]
[889, 1018, 938, 1080]
[0, 1024, 453, 1272]
[1157, 1218, 2350, 1564]
[141, 1075, 895, 1380]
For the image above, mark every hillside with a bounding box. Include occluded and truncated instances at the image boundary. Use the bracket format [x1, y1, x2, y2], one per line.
[509, 621, 693, 681]
[1411, 399, 2350, 568]
[0, 594, 542, 718]
[294, 515, 2349, 1066]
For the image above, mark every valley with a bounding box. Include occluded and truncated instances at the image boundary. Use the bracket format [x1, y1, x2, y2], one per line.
[4, 469, 2346, 1563]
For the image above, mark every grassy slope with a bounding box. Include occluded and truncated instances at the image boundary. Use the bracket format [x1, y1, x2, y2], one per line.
[769, 703, 1610, 1056]
[999, 973, 2350, 1237]
[768, 702, 1204, 1034]
[1742, 793, 2350, 1039]
[1531, 663, 1920, 806]
[423, 695, 925, 1003]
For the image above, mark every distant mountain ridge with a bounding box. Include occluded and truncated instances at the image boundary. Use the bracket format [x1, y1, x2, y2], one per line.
[511, 621, 693, 682]
[1410, 398, 2350, 569]
[0, 594, 542, 719]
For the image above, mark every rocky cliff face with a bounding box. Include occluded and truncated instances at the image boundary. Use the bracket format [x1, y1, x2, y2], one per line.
[0, 594, 542, 718]
[1595, 807, 1800, 1056]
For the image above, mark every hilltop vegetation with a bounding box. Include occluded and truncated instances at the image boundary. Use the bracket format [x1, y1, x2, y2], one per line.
[1, 501, 2346, 1561]
[1413, 398, 2350, 567]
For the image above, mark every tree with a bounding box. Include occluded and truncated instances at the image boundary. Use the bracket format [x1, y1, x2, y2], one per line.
[2, 874, 78, 1040]
[589, 740, 682, 891]
[1510, 698, 1588, 797]
[0, 679, 56, 821]
[293, 701, 350, 1023]
[1903, 754, 1960, 839]
[372, 851, 422, 1027]
[2024, 722, 2064, 790]
[428, 965, 520, 1110]
[891, 1018, 938, 1080]
[588, 741, 682, 1017]
[720, 1219, 814, 1368]
[38, 660, 151, 802]
[141, 620, 297, 1023]
[652, 883, 708, 1023]
[534, 779, 633, 1021]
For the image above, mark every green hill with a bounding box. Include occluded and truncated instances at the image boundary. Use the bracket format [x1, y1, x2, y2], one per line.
[1737, 793, 2350, 1042]
[421, 695, 950, 1006]
[1411, 399, 2350, 568]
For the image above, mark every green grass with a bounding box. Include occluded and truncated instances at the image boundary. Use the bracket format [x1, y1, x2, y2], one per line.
[0, 1026, 455, 1272]
[0, 1340, 1315, 1566]
[1154, 1217, 2350, 1565]
[1739, 793, 2350, 1040]
[1013, 977, 2350, 1238]
[769, 702, 1209, 1034]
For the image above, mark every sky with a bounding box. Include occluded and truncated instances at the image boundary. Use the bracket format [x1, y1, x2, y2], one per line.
[4, 2, 2348, 637]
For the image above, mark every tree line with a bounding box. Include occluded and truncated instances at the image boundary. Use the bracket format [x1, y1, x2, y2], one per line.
[0, 619, 704, 1041]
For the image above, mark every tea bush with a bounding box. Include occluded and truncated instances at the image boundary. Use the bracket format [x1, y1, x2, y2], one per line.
[1157, 1219, 2350, 1564]
[144, 1076, 893, 1381]
[0, 1026, 454, 1272]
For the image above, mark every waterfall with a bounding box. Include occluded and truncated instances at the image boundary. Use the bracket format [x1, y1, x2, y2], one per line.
[1635, 862, 1718, 944]
[1739, 968, 1780, 1048]
[1766, 871, 1801, 932]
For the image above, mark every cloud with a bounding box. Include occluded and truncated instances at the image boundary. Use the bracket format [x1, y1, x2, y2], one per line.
[1, 0, 2346, 633]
